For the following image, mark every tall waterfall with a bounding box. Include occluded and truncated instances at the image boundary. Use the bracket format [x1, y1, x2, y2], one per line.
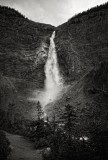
[43, 31, 63, 106]
[30, 31, 63, 109]
[38, 31, 63, 108]
[45, 31, 62, 91]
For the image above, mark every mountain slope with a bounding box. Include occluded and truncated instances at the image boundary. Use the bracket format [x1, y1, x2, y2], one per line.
[45, 3, 108, 132]
[0, 6, 54, 83]
[55, 2, 108, 83]
[1, 3, 108, 131]
[0, 6, 54, 127]
[45, 62, 108, 134]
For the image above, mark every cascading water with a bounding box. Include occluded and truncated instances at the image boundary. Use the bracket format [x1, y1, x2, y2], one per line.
[43, 31, 63, 106]
[45, 31, 62, 87]
[29, 31, 63, 110]
[37, 31, 63, 108]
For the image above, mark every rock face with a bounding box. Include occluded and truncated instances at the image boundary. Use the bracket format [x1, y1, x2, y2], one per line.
[55, 2, 108, 83]
[0, 6, 54, 123]
[0, 6, 54, 84]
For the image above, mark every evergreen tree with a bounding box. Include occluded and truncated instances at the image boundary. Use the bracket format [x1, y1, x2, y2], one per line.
[63, 104, 77, 139]
[37, 101, 44, 120]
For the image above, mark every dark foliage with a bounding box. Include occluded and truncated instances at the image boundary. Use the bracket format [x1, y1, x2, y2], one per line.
[55, 2, 108, 83]
[0, 131, 11, 160]
[0, 5, 25, 19]
[68, 2, 108, 23]
[37, 101, 44, 120]
[49, 104, 108, 160]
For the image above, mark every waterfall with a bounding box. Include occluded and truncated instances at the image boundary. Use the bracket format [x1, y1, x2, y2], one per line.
[43, 31, 63, 105]
[45, 31, 62, 90]
[30, 31, 63, 109]
[39, 31, 63, 108]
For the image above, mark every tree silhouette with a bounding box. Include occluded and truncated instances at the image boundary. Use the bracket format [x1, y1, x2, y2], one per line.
[63, 104, 77, 139]
[37, 101, 44, 120]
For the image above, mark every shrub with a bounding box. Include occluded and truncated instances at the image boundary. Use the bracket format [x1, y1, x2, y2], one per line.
[0, 131, 11, 160]
[34, 137, 49, 149]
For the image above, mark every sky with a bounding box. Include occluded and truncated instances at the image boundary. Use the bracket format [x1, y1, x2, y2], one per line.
[0, 0, 108, 26]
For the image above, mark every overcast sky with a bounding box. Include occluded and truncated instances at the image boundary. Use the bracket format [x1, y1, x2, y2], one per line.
[0, 0, 108, 26]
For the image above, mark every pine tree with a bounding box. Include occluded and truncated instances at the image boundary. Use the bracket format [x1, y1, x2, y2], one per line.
[37, 101, 44, 120]
[34, 101, 44, 139]
[63, 104, 77, 139]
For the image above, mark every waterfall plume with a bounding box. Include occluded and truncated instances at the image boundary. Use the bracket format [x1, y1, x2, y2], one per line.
[42, 31, 63, 106]
[45, 31, 62, 88]
[30, 31, 63, 109]
[38, 31, 63, 107]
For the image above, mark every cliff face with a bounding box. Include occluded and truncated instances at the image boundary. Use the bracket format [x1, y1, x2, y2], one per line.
[0, 6, 54, 123]
[55, 2, 108, 83]
[0, 6, 54, 84]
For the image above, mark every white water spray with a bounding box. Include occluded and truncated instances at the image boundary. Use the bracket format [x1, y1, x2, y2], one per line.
[37, 31, 63, 108]
[45, 31, 61, 86]
[29, 31, 63, 109]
